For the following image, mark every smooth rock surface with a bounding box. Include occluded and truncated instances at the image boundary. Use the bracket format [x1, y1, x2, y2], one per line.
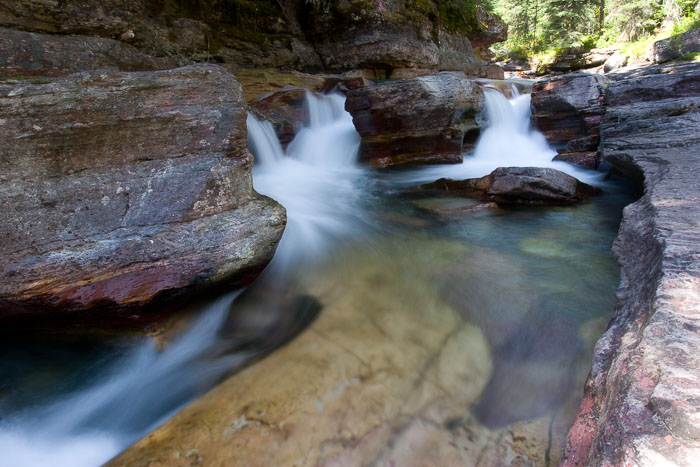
[561, 62, 700, 466]
[530, 73, 608, 168]
[344, 72, 484, 167]
[109, 238, 579, 466]
[0, 26, 180, 78]
[422, 167, 600, 205]
[653, 28, 700, 63]
[0, 65, 286, 324]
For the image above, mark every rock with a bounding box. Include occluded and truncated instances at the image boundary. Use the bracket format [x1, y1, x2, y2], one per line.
[653, 28, 700, 63]
[562, 62, 700, 466]
[225, 67, 328, 103]
[249, 88, 308, 149]
[0, 26, 180, 78]
[109, 238, 564, 466]
[553, 151, 599, 169]
[531, 73, 608, 166]
[0, 65, 286, 326]
[344, 72, 484, 167]
[423, 167, 600, 205]
[603, 52, 628, 73]
[0, 0, 503, 76]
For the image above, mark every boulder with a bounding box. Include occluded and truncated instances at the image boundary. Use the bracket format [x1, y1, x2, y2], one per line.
[530, 73, 608, 168]
[603, 52, 628, 73]
[344, 72, 484, 167]
[0, 65, 286, 326]
[0, 26, 180, 78]
[249, 88, 308, 149]
[562, 62, 700, 466]
[653, 28, 700, 63]
[422, 167, 600, 205]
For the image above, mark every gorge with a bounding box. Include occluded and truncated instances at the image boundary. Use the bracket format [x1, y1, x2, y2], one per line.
[0, 1, 698, 466]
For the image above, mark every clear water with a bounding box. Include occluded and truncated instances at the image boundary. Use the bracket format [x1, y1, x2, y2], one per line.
[0, 87, 638, 466]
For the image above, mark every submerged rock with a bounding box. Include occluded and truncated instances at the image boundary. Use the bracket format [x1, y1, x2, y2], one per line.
[530, 73, 608, 169]
[562, 62, 700, 466]
[344, 72, 484, 167]
[423, 167, 600, 205]
[0, 65, 286, 326]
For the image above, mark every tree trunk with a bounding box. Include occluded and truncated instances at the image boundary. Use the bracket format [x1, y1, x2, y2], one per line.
[598, 0, 605, 33]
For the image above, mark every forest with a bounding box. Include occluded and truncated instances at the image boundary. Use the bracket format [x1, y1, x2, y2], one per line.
[489, 0, 699, 59]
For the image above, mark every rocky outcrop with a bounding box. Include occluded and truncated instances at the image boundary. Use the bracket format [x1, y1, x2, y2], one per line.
[249, 88, 308, 149]
[0, 65, 286, 326]
[653, 28, 700, 63]
[0, 0, 505, 77]
[0, 26, 180, 78]
[530, 73, 608, 168]
[422, 167, 599, 205]
[344, 72, 484, 167]
[561, 62, 700, 465]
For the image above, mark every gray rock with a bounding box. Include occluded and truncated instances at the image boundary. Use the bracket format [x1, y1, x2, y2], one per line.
[531, 73, 608, 168]
[603, 52, 628, 73]
[0, 26, 180, 78]
[653, 28, 700, 63]
[422, 167, 600, 205]
[562, 62, 700, 466]
[344, 72, 484, 167]
[0, 65, 286, 324]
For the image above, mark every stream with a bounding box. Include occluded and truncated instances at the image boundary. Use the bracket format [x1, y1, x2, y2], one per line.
[0, 84, 638, 466]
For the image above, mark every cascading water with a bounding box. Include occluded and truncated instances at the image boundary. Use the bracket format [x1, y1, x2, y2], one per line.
[398, 87, 604, 186]
[0, 92, 365, 467]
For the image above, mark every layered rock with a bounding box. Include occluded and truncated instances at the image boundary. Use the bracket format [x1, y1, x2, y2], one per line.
[0, 26, 180, 78]
[344, 72, 484, 167]
[530, 73, 608, 168]
[562, 62, 700, 465]
[0, 0, 505, 77]
[653, 27, 700, 63]
[422, 167, 600, 205]
[0, 65, 286, 325]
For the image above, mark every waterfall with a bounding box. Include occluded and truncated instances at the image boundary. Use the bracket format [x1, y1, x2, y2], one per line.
[0, 91, 366, 467]
[394, 85, 604, 186]
[249, 91, 367, 270]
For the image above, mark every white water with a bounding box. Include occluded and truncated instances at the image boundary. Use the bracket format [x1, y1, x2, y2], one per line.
[248, 91, 369, 272]
[397, 87, 604, 186]
[1, 84, 604, 467]
[0, 92, 364, 467]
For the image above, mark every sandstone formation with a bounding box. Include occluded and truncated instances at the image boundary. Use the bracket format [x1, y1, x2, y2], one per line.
[109, 239, 590, 466]
[530, 73, 608, 168]
[0, 26, 181, 78]
[422, 167, 600, 205]
[0, 65, 286, 326]
[653, 27, 700, 63]
[344, 72, 485, 167]
[0, 0, 505, 78]
[561, 62, 700, 466]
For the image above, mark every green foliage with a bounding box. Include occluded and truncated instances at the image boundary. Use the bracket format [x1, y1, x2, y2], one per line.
[493, 0, 700, 62]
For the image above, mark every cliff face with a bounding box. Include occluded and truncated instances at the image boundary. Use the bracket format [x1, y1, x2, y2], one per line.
[558, 62, 700, 466]
[0, 0, 505, 78]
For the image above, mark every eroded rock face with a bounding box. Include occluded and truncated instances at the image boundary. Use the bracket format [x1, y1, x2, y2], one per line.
[530, 73, 608, 169]
[653, 28, 700, 63]
[0, 0, 504, 77]
[0, 65, 286, 325]
[423, 167, 600, 205]
[344, 72, 484, 167]
[561, 62, 700, 466]
[0, 26, 180, 78]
